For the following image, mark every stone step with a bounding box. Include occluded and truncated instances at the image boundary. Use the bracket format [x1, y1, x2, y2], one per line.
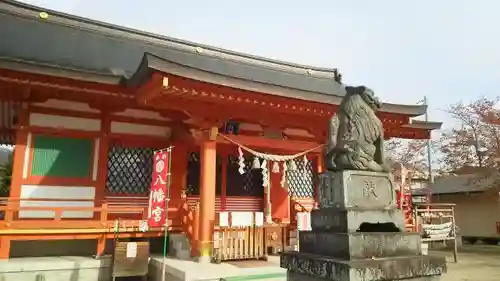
[285, 271, 441, 281]
[310, 207, 406, 233]
[299, 231, 422, 259]
[168, 234, 192, 259]
[281, 251, 446, 281]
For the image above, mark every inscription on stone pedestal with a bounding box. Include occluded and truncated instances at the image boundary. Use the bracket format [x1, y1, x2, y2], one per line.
[318, 171, 395, 209]
[348, 173, 394, 208]
[363, 180, 378, 198]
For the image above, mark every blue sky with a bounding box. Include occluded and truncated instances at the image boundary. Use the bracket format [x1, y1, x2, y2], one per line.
[19, 0, 500, 131]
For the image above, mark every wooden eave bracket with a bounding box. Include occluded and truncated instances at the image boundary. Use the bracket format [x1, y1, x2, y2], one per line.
[136, 72, 169, 105]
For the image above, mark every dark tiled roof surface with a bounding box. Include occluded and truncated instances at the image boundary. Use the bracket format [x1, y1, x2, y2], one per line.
[413, 174, 497, 195]
[0, 0, 345, 96]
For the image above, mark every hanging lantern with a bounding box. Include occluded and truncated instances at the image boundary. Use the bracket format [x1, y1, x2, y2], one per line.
[252, 156, 261, 169]
[289, 159, 297, 171]
[238, 147, 246, 174]
[272, 162, 280, 173]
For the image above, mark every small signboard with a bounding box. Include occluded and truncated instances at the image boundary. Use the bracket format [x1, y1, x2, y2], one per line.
[126, 242, 137, 258]
[112, 241, 149, 278]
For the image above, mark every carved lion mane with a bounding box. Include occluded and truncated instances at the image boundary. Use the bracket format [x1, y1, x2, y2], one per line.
[340, 86, 383, 145]
[326, 86, 386, 172]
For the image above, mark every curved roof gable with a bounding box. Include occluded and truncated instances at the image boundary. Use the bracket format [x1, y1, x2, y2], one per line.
[0, 0, 429, 117]
[0, 0, 345, 96]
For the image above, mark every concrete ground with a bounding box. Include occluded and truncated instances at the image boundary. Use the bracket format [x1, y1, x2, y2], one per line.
[154, 247, 500, 281]
[1, 245, 500, 281]
[436, 246, 500, 281]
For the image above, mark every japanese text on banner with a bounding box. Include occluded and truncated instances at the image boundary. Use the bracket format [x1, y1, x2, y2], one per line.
[147, 150, 169, 228]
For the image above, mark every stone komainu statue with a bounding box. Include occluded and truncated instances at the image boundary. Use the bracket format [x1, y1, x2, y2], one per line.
[325, 86, 390, 172]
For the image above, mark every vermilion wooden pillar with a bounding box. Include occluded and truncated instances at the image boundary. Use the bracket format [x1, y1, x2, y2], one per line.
[95, 113, 110, 257]
[198, 139, 217, 263]
[1, 103, 29, 259]
[270, 170, 290, 222]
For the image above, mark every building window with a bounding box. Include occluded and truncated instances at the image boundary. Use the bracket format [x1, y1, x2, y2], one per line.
[287, 159, 315, 198]
[226, 155, 264, 197]
[106, 143, 154, 195]
[186, 152, 222, 196]
[31, 135, 93, 178]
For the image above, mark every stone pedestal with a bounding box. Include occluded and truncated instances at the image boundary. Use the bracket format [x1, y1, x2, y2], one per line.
[281, 170, 446, 281]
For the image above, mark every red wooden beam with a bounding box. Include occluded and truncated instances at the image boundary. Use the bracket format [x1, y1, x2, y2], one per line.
[216, 134, 323, 154]
[162, 73, 336, 118]
[0, 68, 132, 95]
[387, 127, 431, 139]
[136, 73, 169, 104]
[153, 96, 328, 136]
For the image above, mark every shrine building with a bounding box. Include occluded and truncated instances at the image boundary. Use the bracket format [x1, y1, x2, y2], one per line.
[0, 0, 442, 261]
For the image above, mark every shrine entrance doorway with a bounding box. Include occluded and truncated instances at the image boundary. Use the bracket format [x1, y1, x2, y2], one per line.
[185, 152, 264, 213]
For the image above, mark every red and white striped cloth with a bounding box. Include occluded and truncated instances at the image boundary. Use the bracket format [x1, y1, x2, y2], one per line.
[225, 197, 263, 212]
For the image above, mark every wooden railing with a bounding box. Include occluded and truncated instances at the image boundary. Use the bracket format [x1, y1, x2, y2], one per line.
[413, 203, 458, 262]
[186, 196, 263, 212]
[212, 212, 266, 263]
[0, 197, 182, 234]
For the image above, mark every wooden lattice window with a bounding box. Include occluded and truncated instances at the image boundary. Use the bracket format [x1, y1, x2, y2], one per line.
[106, 143, 154, 195]
[186, 152, 222, 196]
[286, 159, 315, 198]
[31, 135, 93, 178]
[226, 155, 264, 197]
[0, 100, 19, 146]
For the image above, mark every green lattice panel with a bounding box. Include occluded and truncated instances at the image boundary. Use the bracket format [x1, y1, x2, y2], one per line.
[31, 135, 93, 178]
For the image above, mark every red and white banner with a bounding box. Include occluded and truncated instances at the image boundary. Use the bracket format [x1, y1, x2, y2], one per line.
[147, 150, 170, 228]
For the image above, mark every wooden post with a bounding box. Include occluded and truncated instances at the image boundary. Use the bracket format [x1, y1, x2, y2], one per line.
[315, 154, 324, 207]
[191, 203, 200, 257]
[198, 131, 217, 263]
[94, 114, 110, 216]
[0, 237, 11, 259]
[220, 153, 228, 211]
[265, 162, 272, 224]
[7, 103, 29, 222]
[96, 203, 109, 257]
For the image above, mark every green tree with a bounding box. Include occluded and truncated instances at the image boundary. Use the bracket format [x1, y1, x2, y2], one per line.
[440, 98, 500, 174]
[384, 138, 439, 179]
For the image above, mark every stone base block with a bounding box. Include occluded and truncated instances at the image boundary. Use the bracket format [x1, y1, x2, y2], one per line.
[311, 207, 406, 233]
[281, 251, 446, 281]
[299, 231, 421, 259]
[318, 171, 396, 209]
[286, 271, 442, 281]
